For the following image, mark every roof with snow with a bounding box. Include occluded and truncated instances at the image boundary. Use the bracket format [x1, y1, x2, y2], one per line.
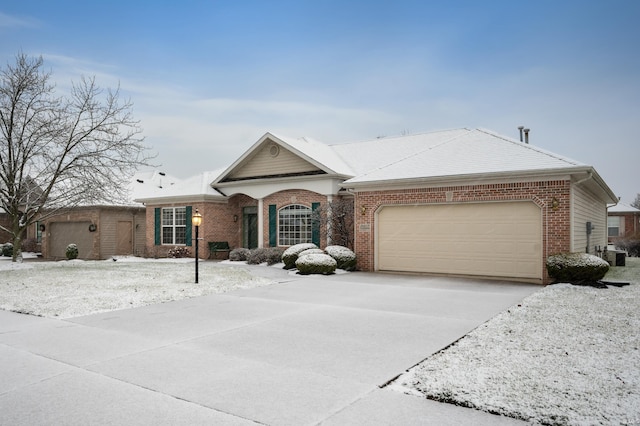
[134, 128, 617, 203]
[332, 128, 588, 185]
[608, 202, 640, 213]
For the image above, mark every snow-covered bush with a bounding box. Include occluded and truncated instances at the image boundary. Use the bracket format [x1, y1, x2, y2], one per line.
[65, 244, 78, 260]
[229, 248, 251, 261]
[1, 243, 13, 257]
[167, 246, 190, 258]
[295, 253, 337, 275]
[282, 243, 318, 269]
[325, 245, 357, 271]
[546, 253, 609, 283]
[247, 247, 284, 265]
[298, 248, 325, 257]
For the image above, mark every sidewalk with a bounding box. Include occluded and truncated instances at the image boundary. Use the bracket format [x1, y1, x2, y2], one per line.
[0, 267, 537, 425]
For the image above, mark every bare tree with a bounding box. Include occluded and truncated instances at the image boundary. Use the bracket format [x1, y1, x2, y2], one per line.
[0, 53, 153, 261]
[312, 197, 354, 249]
[632, 194, 640, 210]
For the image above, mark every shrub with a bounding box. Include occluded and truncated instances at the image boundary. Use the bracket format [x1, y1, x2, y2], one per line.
[325, 245, 357, 271]
[229, 248, 251, 261]
[295, 253, 337, 275]
[615, 235, 640, 257]
[65, 243, 79, 260]
[21, 238, 39, 253]
[247, 247, 285, 265]
[298, 248, 325, 257]
[1, 243, 13, 257]
[546, 253, 609, 283]
[282, 243, 318, 269]
[168, 246, 190, 258]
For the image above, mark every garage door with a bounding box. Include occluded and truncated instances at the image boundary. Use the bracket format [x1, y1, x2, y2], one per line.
[49, 222, 94, 259]
[377, 202, 542, 281]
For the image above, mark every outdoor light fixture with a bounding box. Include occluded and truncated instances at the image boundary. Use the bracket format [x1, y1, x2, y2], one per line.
[192, 209, 203, 283]
[361, 206, 367, 215]
[551, 197, 560, 211]
[233, 214, 238, 222]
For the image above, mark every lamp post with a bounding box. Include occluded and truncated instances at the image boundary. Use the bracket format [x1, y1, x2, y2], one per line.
[192, 209, 202, 283]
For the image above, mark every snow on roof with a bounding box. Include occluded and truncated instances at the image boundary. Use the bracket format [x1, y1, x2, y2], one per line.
[267, 132, 354, 176]
[129, 170, 180, 202]
[337, 128, 587, 185]
[608, 202, 640, 213]
[133, 169, 226, 202]
[157, 169, 226, 198]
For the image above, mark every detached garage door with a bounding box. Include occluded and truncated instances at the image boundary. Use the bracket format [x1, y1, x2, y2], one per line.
[49, 222, 94, 259]
[377, 202, 542, 281]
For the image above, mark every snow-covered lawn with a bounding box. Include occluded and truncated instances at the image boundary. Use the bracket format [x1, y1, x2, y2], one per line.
[2, 254, 640, 424]
[0, 256, 274, 318]
[390, 257, 640, 425]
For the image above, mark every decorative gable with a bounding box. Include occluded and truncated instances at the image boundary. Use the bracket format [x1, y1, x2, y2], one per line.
[223, 138, 325, 182]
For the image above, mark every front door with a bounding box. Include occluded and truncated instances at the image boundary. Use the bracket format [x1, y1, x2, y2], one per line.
[243, 206, 258, 249]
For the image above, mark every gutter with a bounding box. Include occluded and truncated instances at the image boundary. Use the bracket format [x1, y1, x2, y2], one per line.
[340, 167, 592, 191]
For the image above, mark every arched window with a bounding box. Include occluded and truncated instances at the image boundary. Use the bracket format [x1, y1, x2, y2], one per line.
[279, 204, 312, 246]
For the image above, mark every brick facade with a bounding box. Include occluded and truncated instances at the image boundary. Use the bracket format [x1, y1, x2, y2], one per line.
[353, 180, 572, 284]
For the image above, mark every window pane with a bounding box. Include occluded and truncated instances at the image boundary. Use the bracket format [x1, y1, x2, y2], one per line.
[279, 204, 312, 246]
[175, 207, 186, 226]
[162, 227, 173, 244]
[175, 227, 186, 245]
[162, 209, 174, 226]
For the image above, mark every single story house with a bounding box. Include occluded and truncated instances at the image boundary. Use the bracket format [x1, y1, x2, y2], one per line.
[135, 128, 618, 284]
[32, 171, 177, 260]
[608, 202, 640, 242]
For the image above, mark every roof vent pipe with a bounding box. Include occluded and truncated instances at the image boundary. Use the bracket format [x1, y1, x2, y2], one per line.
[518, 126, 524, 142]
[524, 128, 530, 144]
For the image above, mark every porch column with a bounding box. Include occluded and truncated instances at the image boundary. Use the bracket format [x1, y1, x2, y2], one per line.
[326, 195, 333, 246]
[258, 198, 264, 248]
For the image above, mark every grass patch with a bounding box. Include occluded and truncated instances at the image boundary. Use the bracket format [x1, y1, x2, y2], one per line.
[603, 256, 640, 283]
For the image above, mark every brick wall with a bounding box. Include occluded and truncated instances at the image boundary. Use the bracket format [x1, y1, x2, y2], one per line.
[144, 195, 259, 259]
[354, 180, 572, 284]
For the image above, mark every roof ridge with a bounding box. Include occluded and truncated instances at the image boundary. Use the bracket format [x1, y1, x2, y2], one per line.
[346, 129, 472, 180]
[475, 128, 584, 166]
[329, 127, 469, 147]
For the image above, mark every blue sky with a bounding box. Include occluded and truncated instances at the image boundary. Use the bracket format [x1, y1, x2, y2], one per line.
[2, 1, 639, 203]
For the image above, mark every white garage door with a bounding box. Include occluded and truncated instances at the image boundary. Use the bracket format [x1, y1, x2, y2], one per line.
[377, 202, 542, 281]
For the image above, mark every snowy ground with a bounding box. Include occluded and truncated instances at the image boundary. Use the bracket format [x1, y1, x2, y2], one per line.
[389, 257, 640, 425]
[0, 255, 275, 318]
[2, 255, 639, 424]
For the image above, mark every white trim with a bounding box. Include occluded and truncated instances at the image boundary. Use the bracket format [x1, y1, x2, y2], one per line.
[258, 198, 264, 248]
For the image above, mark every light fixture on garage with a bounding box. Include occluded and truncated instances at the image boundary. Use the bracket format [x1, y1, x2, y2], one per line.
[361, 206, 367, 215]
[551, 197, 560, 211]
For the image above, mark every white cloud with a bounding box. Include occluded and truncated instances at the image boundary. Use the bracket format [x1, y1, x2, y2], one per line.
[0, 12, 38, 30]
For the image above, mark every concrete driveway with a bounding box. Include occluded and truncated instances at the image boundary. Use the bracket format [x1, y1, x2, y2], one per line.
[0, 265, 538, 425]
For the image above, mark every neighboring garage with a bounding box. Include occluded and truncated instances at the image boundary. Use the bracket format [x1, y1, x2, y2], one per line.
[49, 221, 94, 259]
[376, 201, 542, 282]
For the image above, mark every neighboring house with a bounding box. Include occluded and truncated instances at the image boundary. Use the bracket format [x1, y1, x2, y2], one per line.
[135, 128, 618, 284]
[608, 203, 640, 242]
[34, 171, 177, 260]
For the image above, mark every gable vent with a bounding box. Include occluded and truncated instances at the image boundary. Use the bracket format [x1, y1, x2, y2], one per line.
[269, 144, 280, 157]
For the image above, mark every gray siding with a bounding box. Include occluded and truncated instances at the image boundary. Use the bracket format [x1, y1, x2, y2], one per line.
[572, 185, 607, 254]
[99, 208, 146, 259]
[229, 141, 320, 179]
